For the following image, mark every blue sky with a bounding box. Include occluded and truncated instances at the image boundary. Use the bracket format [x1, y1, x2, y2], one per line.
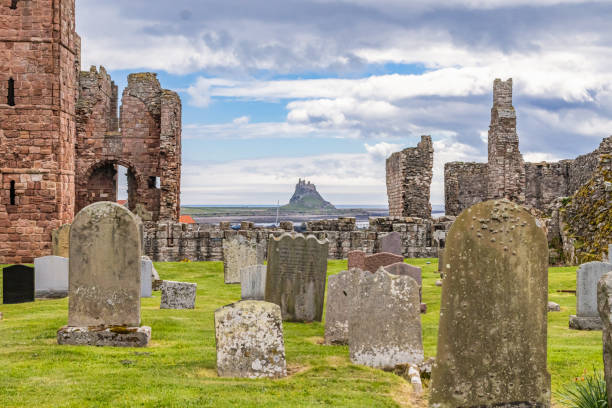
[77, 0, 612, 206]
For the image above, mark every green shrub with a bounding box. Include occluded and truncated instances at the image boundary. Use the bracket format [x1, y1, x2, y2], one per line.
[557, 370, 608, 408]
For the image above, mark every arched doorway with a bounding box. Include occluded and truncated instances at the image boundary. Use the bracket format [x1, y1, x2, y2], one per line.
[76, 160, 141, 213]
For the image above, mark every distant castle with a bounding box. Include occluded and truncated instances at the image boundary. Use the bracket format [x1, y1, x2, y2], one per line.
[285, 179, 335, 209]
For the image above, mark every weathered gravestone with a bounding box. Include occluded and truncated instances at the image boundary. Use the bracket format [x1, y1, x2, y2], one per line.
[597, 271, 612, 408]
[324, 268, 368, 345]
[265, 233, 329, 322]
[34, 256, 69, 298]
[570, 261, 612, 330]
[160, 280, 197, 309]
[215, 300, 287, 378]
[140, 257, 153, 298]
[437, 248, 444, 276]
[2, 265, 34, 304]
[379, 231, 402, 256]
[430, 199, 550, 407]
[240, 265, 267, 300]
[57, 202, 150, 347]
[384, 262, 426, 313]
[349, 268, 423, 369]
[609, 244, 612, 263]
[223, 236, 264, 284]
[347, 250, 403, 273]
[52, 224, 70, 258]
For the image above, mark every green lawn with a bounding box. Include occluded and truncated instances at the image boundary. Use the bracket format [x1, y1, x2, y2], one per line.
[0, 260, 602, 407]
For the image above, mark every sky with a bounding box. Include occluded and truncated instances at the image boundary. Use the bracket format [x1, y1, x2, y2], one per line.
[77, 0, 612, 207]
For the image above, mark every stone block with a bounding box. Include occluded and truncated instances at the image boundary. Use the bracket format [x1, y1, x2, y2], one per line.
[223, 236, 264, 284]
[324, 268, 367, 345]
[548, 302, 561, 312]
[215, 300, 286, 378]
[34, 255, 69, 298]
[161, 280, 197, 309]
[57, 325, 151, 347]
[570, 261, 612, 330]
[240, 265, 266, 300]
[140, 257, 153, 298]
[378, 231, 402, 256]
[569, 315, 602, 330]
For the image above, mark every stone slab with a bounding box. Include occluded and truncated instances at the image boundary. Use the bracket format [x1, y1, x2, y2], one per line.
[349, 269, 423, 369]
[347, 250, 403, 273]
[384, 262, 425, 310]
[240, 265, 267, 300]
[68, 202, 142, 327]
[215, 300, 287, 378]
[223, 236, 264, 284]
[140, 257, 153, 298]
[265, 233, 329, 322]
[160, 280, 197, 309]
[576, 261, 612, 318]
[379, 231, 402, 256]
[57, 325, 151, 347]
[34, 256, 68, 298]
[569, 315, 602, 330]
[2, 265, 35, 304]
[52, 224, 70, 258]
[324, 268, 367, 345]
[430, 200, 551, 406]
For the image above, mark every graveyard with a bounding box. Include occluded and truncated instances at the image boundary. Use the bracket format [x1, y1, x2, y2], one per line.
[0, 258, 603, 407]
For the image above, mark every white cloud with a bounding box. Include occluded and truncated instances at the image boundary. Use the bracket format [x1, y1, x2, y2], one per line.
[365, 142, 403, 161]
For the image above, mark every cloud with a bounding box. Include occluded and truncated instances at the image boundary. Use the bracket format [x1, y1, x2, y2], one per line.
[365, 142, 403, 161]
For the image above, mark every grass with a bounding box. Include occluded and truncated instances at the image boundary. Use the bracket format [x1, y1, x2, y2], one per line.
[0, 259, 603, 407]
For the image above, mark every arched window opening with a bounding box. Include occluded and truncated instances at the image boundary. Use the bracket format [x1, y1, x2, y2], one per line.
[10, 0, 19, 10]
[8, 78, 15, 106]
[10, 180, 16, 205]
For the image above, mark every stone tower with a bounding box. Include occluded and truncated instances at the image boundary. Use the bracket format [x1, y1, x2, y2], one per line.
[487, 79, 525, 203]
[0, 0, 80, 263]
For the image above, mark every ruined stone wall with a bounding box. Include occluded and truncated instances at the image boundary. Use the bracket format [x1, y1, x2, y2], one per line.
[444, 162, 488, 217]
[386, 135, 434, 219]
[0, 0, 78, 263]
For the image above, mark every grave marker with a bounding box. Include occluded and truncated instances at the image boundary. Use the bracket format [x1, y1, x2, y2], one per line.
[2, 265, 34, 304]
[34, 256, 68, 298]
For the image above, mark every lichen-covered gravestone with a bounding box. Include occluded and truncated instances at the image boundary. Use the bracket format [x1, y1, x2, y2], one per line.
[324, 268, 368, 345]
[240, 265, 267, 300]
[570, 261, 612, 330]
[57, 202, 150, 347]
[34, 255, 69, 298]
[347, 250, 403, 273]
[430, 199, 551, 407]
[160, 281, 197, 309]
[215, 300, 287, 378]
[384, 262, 426, 312]
[349, 268, 423, 369]
[52, 224, 70, 258]
[223, 236, 264, 284]
[597, 272, 612, 408]
[379, 231, 402, 256]
[265, 233, 329, 322]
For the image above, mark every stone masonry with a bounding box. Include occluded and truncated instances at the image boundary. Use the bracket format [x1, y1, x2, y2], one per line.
[386, 135, 434, 219]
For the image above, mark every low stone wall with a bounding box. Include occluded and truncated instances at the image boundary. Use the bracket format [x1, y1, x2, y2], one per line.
[143, 216, 454, 262]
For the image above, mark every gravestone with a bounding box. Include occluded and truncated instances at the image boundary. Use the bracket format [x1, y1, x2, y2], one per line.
[349, 268, 423, 369]
[160, 281, 197, 309]
[570, 261, 612, 330]
[384, 262, 425, 312]
[379, 231, 402, 256]
[57, 202, 150, 347]
[215, 300, 287, 378]
[265, 233, 329, 322]
[34, 256, 69, 298]
[324, 268, 367, 345]
[430, 199, 551, 406]
[240, 265, 267, 300]
[437, 248, 444, 275]
[2, 265, 34, 304]
[140, 257, 153, 298]
[597, 272, 612, 408]
[52, 224, 70, 258]
[347, 250, 403, 273]
[609, 244, 612, 263]
[223, 236, 264, 284]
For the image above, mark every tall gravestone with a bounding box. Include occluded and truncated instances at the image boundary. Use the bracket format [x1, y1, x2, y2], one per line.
[241, 265, 267, 300]
[52, 224, 71, 258]
[349, 268, 423, 369]
[430, 199, 550, 406]
[57, 202, 150, 347]
[324, 268, 368, 345]
[597, 272, 612, 408]
[265, 233, 329, 322]
[379, 231, 402, 256]
[2, 265, 35, 304]
[140, 257, 153, 298]
[570, 261, 612, 330]
[223, 236, 264, 284]
[34, 256, 69, 298]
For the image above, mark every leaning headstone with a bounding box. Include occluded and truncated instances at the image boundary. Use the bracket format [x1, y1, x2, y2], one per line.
[430, 199, 551, 406]
[324, 268, 368, 345]
[52, 224, 70, 258]
[2, 265, 34, 304]
[347, 250, 403, 273]
[570, 261, 612, 330]
[379, 231, 402, 256]
[140, 257, 153, 298]
[597, 272, 612, 408]
[349, 268, 423, 369]
[265, 233, 329, 322]
[34, 256, 69, 298]
[215, 300, 287, 378]
[57, 202, 150, 347]
[240, 265, 267, 300]
[223, 236, 264, 284]
[160, 281, 197, 309]
[384, 262, 426, 312]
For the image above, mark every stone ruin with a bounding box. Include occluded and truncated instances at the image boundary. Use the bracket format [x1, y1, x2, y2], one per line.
[0, 0, 181, 264]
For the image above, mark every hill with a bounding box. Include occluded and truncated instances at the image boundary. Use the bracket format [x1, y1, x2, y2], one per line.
[282, 179, 336, 210]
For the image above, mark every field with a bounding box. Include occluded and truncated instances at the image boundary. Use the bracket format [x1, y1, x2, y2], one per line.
[0, 260, 602, 407]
